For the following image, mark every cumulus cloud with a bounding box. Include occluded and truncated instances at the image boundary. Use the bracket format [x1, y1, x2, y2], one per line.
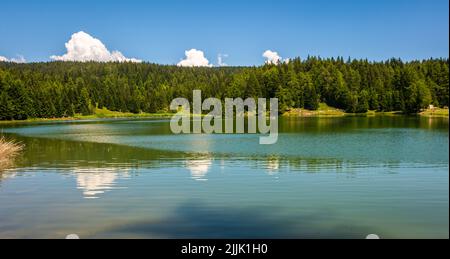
[263, 50, 289, 64]
[177, 49, 212, 67]
[12, 55, 26, 63]
[217, 54, 228, 66]
[0, 55, 26, 63]
[263, 50, 282, 64]
[51, 31, 142, 63]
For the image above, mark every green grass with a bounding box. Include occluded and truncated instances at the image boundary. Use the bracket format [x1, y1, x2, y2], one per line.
[282, 104, 415, 117]
[420, 107, 449, 117]
[0, 117, 76, 125]
[316, 103, 346, 116]
[283, 103, 346, 117]
[75, 107, 175, 119]
[0, 108, 176, 125]
[1, 106, 447, 124]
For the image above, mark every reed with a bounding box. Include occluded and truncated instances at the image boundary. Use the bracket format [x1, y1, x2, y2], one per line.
[0, 136, 23, 170]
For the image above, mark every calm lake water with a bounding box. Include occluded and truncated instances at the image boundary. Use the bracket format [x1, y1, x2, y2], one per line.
[0, 116, 448, 239]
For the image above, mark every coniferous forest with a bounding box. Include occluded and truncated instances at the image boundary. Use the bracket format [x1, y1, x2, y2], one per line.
[0, 57, 448, 121]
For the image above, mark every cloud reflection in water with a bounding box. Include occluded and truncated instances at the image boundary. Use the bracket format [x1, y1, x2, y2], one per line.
[185, 159, 212, 181]
[74, 168, 129, 199]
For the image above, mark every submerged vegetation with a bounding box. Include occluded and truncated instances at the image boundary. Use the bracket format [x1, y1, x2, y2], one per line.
[0, 57, 448, 121]
[0, 136, 23, 171]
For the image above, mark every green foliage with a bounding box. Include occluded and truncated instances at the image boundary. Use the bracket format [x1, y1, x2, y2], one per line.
[404, 79, 432, 113]
[79, 87, 93, 116]
[0, 57, 448, 120]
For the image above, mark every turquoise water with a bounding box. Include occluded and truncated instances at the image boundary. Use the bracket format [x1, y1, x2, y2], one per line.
[0, 116, 448, 238]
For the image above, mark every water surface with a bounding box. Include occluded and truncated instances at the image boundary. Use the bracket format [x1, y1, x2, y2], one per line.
[0, 116, 448, 238]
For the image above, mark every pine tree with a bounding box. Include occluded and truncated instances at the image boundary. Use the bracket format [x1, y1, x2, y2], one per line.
[79, 87, 93, 116]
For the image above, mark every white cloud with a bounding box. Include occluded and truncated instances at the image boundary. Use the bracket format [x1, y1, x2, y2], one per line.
[11, 55, 26, 63]
[263, 50, 282, 64]
[51, 31, 142, 63]
[262, 50, 290, 64]
[217, 54, 228, 66]
[0, 55, 26, 63]
[177, 49, 212, 67]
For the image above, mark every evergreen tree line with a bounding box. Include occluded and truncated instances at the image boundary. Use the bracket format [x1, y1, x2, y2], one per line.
[0, 57, 448, 120]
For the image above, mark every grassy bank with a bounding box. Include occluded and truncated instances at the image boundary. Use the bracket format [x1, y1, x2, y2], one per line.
[0, 107, 176, 125]
[420, 107, 449, 118]
[283, 103, 347, 117]
[0, 105, 448, 125]
[74, 107, 175, 119]
[283, 103, 449, 118]
[0, 136, 23, 171]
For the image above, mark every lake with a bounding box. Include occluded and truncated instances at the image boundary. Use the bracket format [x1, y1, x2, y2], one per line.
[0, 116, 448, 239]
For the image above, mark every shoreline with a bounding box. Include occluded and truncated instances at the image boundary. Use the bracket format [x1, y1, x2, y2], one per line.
[0, 115, 174, 125]
[282, 109, 408, 118]
[0, 107, 448, 125]
[282, 105, 449, 118]
[0, 107, 176, 125]
[1, 113, 447, 125]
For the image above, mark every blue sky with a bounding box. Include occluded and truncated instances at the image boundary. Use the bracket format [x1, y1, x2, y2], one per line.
[0, 0, 448, 65]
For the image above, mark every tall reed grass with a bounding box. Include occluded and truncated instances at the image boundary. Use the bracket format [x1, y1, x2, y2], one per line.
[0, 136, 23, 171]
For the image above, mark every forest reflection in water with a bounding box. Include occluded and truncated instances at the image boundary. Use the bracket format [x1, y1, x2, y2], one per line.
[0, 116, 448, 238]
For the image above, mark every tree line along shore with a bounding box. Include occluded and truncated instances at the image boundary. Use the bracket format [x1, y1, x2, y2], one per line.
[0, 57, 448, 121]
